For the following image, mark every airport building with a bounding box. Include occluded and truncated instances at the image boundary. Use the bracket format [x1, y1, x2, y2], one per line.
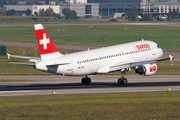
[59, 0, 99, 18]
[3, 0, 180, 18]
[141, 0, 180, 17]
[3, 0, 99, 18]
[4, 5, 60, 16]
[86, 0, 180, 18]
[87, 0, 141, 18]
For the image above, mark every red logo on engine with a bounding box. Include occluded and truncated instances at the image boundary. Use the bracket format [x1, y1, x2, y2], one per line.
[134, 43, 150, 50]
[149, 66, 156, 72]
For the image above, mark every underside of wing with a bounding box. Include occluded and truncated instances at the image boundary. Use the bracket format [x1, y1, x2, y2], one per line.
[99, 55, 174, 73]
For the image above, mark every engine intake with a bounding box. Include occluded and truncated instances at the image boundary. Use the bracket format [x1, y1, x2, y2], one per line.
[33, 65, 36, 69]
[135, 63, 157, 76]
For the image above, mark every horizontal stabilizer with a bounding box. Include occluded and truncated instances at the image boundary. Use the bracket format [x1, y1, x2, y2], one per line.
[7, 53, 41, 60]
[10, 55, 40, 60]
[9, 62, 34, 66]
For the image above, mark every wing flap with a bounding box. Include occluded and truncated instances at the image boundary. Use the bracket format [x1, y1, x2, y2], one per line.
[110, 64, 130, 72]
[129, 60, 156, 68]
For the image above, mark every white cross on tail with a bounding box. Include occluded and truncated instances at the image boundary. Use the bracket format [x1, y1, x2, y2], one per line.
[40, 33, 50, 50]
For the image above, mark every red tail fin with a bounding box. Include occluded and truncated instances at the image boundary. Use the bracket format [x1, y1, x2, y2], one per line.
[34, 24, 58, 55]
[34, 24, 63, 60]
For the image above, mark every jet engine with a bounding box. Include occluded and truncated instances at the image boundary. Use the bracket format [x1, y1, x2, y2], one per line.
[135, 63, 157, 76]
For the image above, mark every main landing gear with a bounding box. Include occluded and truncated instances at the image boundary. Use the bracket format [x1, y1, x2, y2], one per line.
[81, 69, 128, 85]
[81, 75, 91, 85]
[117, 69, 128, 85]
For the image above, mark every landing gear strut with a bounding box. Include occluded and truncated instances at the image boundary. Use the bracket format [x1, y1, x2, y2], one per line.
[81, 75, 91, 85]
[117, 69, 128, 85]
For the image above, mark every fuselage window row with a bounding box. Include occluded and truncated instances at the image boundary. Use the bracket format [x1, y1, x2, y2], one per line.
[77, 48, 151, 64]
[77, 53, 121, 64]
[125, 48, 151, 55]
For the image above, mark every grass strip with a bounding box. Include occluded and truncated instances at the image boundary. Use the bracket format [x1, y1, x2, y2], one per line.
[0, 16, 128, 24]
[0, 25, 180, 51]
[0, 92, 180, 119]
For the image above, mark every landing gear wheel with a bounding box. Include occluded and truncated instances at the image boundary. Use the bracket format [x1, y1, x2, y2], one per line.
[117, 78, 128, 85]
[81, 78, 86, 85]
[118, 78, 122, 85]
[81, 77, 91, 85]
[87, 78, 91, 85]
[122, 78, 128, 85]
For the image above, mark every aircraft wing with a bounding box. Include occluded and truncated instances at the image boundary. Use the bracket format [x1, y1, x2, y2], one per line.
[109, 55, 174, 72]
[129, 55, 174, 67]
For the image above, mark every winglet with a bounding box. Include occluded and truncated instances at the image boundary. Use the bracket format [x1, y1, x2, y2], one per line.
[7, 53, 11, 59]
[169, 55, 174, 61]
[169, 55, 174, 66]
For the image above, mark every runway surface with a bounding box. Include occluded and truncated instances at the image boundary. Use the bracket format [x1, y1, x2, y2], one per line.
[0, 75, 180, 97]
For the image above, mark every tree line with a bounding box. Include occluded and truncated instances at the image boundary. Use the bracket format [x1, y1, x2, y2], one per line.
[3, 7, 78, 19]
[127, 7, 180, 21]
[2, 0, 52, 5]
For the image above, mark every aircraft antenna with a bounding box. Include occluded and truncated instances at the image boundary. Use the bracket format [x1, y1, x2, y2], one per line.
[142, 38, 144, 41]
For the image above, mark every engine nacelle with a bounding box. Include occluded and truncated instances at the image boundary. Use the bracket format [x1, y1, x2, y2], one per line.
[135, 63, 157, 76]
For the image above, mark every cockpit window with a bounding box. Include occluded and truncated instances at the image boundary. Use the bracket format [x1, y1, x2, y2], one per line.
[157, 45, 160, 49]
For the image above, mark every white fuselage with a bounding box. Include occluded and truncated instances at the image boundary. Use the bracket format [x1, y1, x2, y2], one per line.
[35, 40, 163, 76]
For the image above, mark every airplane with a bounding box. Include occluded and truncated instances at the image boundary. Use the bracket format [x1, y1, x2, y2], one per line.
[7, 24, 174, 85]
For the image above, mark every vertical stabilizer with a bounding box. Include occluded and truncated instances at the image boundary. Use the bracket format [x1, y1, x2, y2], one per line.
[34, 24, 63, 60]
